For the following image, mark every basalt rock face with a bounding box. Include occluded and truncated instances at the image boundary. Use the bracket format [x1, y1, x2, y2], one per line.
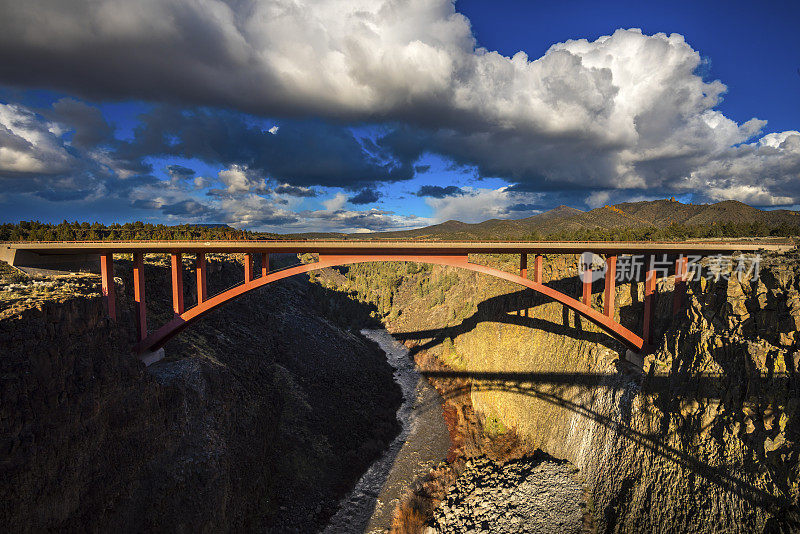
[429, 455, 586, 534]
[322, 251, 800, 532]
[0, 256, 401, 532]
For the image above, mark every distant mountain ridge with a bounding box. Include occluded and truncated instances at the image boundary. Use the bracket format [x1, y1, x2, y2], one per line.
[292, 199, 800, 240]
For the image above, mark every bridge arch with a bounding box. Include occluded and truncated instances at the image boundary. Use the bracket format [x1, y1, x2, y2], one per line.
[135, 253, 644, 354]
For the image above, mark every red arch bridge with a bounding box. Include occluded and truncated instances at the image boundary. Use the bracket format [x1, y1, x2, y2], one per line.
[2, 241, 791, 355]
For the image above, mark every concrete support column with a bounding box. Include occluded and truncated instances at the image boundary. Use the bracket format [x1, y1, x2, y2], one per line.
[100, 252, 116, 321]
[170, 252, 184, 315]
[244, 253, 253, 283]
[261, 252, 270, 278]
[643, 255, 657, 346]
[519, 253, 527, 279]
[133, 252, 147, 342]
[603, 255, 617, 318]
[533, 255, 543, 283]
[673, 255, 688, 314]
[582, 259, 592, 306]
[196, 253, 207, 304]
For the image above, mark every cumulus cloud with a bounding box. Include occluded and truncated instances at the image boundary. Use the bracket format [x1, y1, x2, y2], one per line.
[216, 164, 267, 194]
[1, 0, 799, 220]
[303, 206, 429, 233]
[676, 131, 800, 206]
[218, 194, 298, 227]
[425, 187, 541, 223]
[0, 103, 75, 175]
[585, 191, 612, 209]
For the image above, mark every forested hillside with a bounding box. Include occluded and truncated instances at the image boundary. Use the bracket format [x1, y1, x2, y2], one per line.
[3, 199, 800, 242]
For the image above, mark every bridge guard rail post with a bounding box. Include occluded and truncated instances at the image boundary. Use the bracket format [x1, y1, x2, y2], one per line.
[603, 255, 617, 318]
[100, 252, 116, 321]
[642, 254, 657, 346]
[196, 253, 207, 305]
[133, 252, 147, 342]
[170, 252, 184, 315]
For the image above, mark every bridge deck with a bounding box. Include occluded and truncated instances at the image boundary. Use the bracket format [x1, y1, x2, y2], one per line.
[1, 240, 794, 256]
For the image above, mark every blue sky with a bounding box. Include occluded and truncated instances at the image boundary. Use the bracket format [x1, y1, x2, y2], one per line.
[0, 0, 798, 233]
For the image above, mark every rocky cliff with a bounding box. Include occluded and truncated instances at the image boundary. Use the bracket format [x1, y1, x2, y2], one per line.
[0, 255, 401, 532]
[316, 251, 800, 532]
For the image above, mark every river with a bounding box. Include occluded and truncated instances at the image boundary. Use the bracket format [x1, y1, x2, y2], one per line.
[321, 328, 451, 533]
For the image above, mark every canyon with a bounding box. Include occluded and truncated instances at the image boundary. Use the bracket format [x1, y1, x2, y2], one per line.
[1, 248, 799, 532]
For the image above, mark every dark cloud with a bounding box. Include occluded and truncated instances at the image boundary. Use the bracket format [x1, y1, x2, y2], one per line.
[275, 184, 317, 197]
[504, 203, 538, 212]
[131, 199, 161, 210]
[119, 108, 414, 189]
[166, 164, 195, 178]
[416, 185, 464, 198]
[35, 188, 93, 201]
[49, 98, 112, 148]
[348, 188, 381, 205]
[414, 164, 431, 174]
[305, 208, 420, 232]
[160, 199, 217, 217]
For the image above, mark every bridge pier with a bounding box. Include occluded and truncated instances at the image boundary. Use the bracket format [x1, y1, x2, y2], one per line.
[533, 255, 543, 283]
[244, 253, 254, 283]
[133, 252, 147, 342]
[100, 252, 116, 321]
[582, 260, 592, 305]
[603, 255, 616, 318]
[642, 255, 657, 346]
[261, 253, 270, 277]
[170, 253, 184, 315]
[196, 253, 208, 304]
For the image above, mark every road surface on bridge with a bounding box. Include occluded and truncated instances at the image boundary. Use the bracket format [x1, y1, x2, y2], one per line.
[1, 239, 794, 258]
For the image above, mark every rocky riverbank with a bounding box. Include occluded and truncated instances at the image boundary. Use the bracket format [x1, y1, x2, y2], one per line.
[429, 455, 586, 534]
[322, 329, 450, 534]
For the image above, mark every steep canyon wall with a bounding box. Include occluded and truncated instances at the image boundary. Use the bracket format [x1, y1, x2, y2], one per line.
[316, 252, 800, 532]
[0, 255, 401, 532]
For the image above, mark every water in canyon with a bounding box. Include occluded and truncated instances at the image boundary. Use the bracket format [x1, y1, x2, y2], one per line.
[321, 328, 451, 533]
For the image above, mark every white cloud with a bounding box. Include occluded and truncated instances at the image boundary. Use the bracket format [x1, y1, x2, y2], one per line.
[193, 176, 211, 189]
[425, 186, 541, 223]
[585, 191, 611, 209]
[218, 193, 297, 227]
[677, 132, 800, 206]
[217, 164, 266, 193]
[1, 1, 799, 212]
[0, 103, 75, 174]
[322, 192, 348, 211]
